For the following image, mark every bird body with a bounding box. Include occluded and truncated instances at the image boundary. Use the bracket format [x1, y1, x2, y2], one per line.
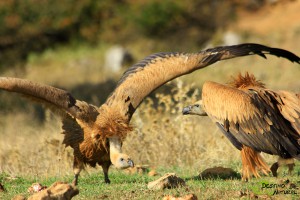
[1, 43, 300, 184]
[183, 73, 300, 179]
[202, 75, 300, 159]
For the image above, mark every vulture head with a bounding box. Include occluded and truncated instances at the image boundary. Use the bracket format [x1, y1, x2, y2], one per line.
[107, 136, 134, 169]
[182, 100, 207, 116]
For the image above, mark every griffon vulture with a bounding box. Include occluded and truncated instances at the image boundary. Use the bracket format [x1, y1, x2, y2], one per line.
[182, 72, 300, 180]
[0, 44, 299, 185]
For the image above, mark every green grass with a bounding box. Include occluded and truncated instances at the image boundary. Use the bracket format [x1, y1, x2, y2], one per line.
[1, 166, 300, 199]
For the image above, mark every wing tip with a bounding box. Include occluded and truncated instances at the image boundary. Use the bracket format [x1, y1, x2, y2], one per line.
[203, 43, 300, 64]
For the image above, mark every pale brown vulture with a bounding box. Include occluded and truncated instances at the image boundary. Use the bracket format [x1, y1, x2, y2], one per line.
[0, 43, 299, 185]
[182, 72, 300, 180]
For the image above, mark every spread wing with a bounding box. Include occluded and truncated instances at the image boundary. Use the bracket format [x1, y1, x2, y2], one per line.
[202, 81, 300, 159]
[0, 77, 99, 123]
[105, 43, 300, 121]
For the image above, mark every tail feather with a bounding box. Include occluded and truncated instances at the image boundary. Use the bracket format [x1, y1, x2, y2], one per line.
[240, 145, 270, 180]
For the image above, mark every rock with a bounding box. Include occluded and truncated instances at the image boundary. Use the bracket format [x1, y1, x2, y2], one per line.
[199, 166, 238, 179]
[147, 173, 186, 190]
[125, 164, 158, 177]
[148, 169, 158, 177]
[162, 194, 198, 200]
[125, 164, 150, 175]
[28, 183, 47, 193]
[27, 181, 79, 200]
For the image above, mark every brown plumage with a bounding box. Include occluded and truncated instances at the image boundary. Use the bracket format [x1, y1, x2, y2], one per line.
[183, 72, 300, 180]
[0, 43, 299, 185]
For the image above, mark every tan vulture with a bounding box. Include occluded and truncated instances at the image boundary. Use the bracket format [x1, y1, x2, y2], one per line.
[0, 43, 299, 185]
[182, 72, 300, 180]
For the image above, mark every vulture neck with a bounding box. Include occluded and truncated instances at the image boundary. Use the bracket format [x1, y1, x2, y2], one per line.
[228, 72, 265, 89]
[109, 136, 123, 163]
[109, 137, 122, 153]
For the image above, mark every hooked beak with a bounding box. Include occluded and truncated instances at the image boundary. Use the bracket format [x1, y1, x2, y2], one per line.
[182, 106, 191, 115]
[128, 159, 134, 168]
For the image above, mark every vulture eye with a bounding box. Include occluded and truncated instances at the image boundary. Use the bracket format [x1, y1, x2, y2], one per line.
[95, 134, 100, 139]
[195, 104, 200, 107]
[120, 158, 124, 162]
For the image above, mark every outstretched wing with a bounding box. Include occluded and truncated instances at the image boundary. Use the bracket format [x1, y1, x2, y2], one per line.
[202, 81, 300, 159]
[105, 43, 300, 121]
[0, 77, 99, 123]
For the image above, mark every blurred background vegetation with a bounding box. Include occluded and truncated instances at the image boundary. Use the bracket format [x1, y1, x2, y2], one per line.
[0, 0, 300, 177]
[0, 0, 271, 69]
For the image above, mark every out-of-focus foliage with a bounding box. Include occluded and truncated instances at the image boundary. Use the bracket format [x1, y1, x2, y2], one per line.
[0, 0, 106, 69]
[0, 0, 239, 70]
[132, 0, 184, 36]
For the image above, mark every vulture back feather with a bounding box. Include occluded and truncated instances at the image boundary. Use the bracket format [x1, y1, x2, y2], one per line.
[202, 74, 300, 159]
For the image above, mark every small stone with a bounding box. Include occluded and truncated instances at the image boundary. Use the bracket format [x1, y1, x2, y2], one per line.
[125, 164, 150, 175]
[148, 169, 158, 177]
[147, 173, 186, 190]
[199, 166, 238, 179]
[27, 181, 79, 200]
[28, 183, 47, 193]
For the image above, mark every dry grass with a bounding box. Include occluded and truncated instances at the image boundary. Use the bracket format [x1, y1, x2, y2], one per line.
[0, 113, 73, 178]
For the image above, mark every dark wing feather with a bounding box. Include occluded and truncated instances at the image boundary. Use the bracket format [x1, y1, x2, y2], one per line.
[215, 122, 243, 150]
[201, 43, 300, 63]
[202, 81, 300, 159]
[0, 77, 99, 123]
[105, 43, 300, 121]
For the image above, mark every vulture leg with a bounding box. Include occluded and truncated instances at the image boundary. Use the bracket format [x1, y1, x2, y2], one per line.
[240, 146, 270, 181]
[271, 157, 295, 177]
[270, 162, 279, 177]
[287, 163, 295, 175]
[72, 157, 84, 186]
[102, 163, 111, 184]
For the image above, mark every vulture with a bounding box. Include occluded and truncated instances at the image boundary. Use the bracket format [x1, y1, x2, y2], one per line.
[182, 72, 300, 180]
[0, 43, 299, 185]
